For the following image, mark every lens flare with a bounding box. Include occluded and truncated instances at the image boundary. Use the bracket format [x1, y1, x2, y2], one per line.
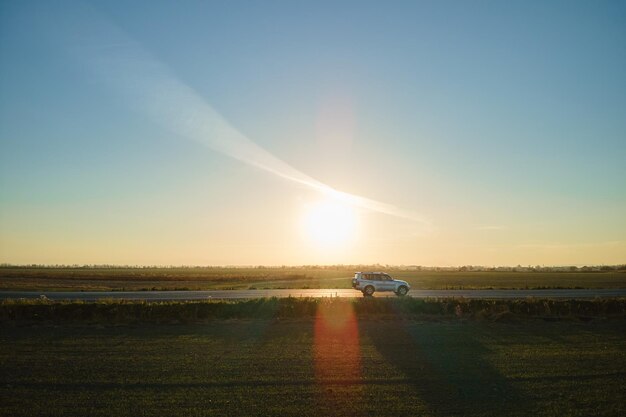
[314, 300, 362, 401]
[48, 4, 432, 230]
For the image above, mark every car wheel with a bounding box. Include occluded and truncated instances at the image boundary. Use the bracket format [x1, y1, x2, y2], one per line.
[396, 286, 408, 296]
[363, 286, 375, 296]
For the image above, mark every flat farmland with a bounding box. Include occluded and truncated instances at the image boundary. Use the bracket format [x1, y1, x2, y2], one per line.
[1, 267, 625, 291]
[1, 317, 624, 416]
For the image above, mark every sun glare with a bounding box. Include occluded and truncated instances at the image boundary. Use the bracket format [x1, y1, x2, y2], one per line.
[303, 199, 357, 248]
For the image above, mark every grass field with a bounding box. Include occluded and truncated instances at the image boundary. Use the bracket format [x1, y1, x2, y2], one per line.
[1, 312, 624, 416]
[1, 267, 625, 291]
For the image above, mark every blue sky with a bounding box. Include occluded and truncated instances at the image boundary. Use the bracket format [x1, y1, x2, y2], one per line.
[1, 0, 625, 265]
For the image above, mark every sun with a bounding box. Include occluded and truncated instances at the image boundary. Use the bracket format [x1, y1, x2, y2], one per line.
[302, 198, 357, 248]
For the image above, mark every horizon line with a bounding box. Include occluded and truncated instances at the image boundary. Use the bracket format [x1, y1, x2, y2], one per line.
[1, 263, 624, 269]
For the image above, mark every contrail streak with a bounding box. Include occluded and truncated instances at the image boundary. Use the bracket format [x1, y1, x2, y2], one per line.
[63, 6, 431, 228]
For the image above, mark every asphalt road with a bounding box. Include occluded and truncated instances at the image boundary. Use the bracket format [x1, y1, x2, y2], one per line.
[1, 288, 625, 301]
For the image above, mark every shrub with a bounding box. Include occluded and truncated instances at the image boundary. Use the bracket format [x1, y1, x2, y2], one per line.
[0, 297, 624, 324]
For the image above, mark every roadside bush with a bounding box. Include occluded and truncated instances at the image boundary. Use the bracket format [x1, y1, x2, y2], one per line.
[1, 297, 624, 324]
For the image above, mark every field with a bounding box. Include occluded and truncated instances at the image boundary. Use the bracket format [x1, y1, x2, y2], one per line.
[1, 298, 625, 416]
[1, 266, 625, 291]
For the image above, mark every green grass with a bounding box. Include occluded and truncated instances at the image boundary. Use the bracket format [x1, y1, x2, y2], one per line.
[1, 317, 624, 416]
[1, 267, 625, 291]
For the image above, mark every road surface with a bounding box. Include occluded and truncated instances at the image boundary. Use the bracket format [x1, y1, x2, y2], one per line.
[0, 289, 624, 301]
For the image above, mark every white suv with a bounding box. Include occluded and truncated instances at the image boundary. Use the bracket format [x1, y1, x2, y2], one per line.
[352, 272, 410, 296]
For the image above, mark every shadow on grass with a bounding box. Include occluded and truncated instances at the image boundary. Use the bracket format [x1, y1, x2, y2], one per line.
[360, 320, 526, 416]
[2, 378, 443, 390]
